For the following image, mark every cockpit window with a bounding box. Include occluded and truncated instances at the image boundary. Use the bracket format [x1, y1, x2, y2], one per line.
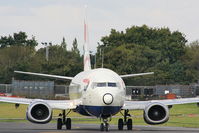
[108, 82, 117, 87]
[97, 82, 106, 87]
[92, 82, 118, 88]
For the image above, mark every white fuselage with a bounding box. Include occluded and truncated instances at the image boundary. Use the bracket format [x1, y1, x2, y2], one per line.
[69, 68, 126, 118]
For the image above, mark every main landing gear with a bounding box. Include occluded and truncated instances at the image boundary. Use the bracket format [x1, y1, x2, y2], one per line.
[100, 118, 110, 132]
[118, 110, 133, 130]
[57, 110, 72, 130]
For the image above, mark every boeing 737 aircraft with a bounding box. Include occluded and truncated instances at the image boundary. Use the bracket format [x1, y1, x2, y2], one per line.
[1, 17, 199, 132]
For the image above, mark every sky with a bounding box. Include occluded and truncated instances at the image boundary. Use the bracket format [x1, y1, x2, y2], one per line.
[0, 0, 199, 53]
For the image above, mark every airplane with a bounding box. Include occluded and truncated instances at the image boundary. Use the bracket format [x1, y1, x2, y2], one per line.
[1, 13, 199, 132]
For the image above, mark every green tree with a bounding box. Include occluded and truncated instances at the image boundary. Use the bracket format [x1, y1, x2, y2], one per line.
[0, 31, 38, 48]
[182, 40, 199, 83]
[61, 37, 67, 50]
[0, 32, 83, 84]
[30, 44, 82, 83]
[97, 25, 188, 85]
[71, 38, 80, 55]
[0, 46, 35, 83]
[97, 43, 158, 85]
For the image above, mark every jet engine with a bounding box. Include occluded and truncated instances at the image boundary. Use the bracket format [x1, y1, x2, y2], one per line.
[143, 103, 169, 125]
[26, 101, 52, 124]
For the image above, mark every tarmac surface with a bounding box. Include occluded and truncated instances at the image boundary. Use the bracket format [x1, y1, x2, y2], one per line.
[0, 122, 199, 133]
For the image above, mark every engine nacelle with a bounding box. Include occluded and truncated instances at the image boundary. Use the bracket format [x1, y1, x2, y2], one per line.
[26, 101, 52, 124]
[144, 103, 169, 125]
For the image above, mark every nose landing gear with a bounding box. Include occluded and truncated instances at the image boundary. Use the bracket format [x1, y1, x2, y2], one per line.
[118, 110, 133, 130]
[100, 118, 110, 132]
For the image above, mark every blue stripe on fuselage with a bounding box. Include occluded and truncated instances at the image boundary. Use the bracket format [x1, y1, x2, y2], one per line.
[76, 105, 122, 118]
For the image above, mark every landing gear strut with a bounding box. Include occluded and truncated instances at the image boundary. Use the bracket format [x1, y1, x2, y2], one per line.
[57, 110, 72, 130]
[118, 110, 132, 130]
[100, 118, 110, 132]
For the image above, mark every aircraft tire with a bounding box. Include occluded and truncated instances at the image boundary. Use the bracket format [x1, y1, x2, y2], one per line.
[100, 123, 104, 131]
[127, 119, 132, 130]
[105, 123, 109, 132]
[118, 119, 123, 130]
[66, 118, 71, 130]
[57, 118, 62, 130]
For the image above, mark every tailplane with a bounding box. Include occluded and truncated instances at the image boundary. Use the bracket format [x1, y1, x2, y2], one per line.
[83, 7, 91, 71]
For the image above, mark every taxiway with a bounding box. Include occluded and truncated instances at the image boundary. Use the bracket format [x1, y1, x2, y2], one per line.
[0, 122, 198, 133]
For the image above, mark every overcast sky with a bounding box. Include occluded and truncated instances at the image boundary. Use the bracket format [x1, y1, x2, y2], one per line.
[0, 0, 199, 52]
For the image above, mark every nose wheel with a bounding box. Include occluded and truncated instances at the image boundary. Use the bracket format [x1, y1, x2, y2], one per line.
[57, 110, 72, 130]
[100, 118, 110, 132]
[118, 110, 133, 130]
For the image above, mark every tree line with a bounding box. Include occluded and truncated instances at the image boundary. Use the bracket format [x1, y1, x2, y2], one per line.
[0, 25, 198, 85]
[96, 25, 199, 85]
[0, 32, 82, 84]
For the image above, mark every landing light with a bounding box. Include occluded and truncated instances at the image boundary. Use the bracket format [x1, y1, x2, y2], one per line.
[103, 93, 113, 105]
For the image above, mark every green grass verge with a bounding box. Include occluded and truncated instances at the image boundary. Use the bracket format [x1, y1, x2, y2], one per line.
[0, 102, 199, 128]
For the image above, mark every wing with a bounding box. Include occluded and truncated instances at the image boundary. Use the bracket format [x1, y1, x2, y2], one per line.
[122, 97, 199, 110]
[120, 72, 154, 78]
[14, 71, 73, 80]
[0, 96, 32, 104]
[0, 96, 81, 110]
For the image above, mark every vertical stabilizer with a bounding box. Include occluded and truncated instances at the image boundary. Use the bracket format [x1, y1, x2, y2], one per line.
[83, 6, 91, 71]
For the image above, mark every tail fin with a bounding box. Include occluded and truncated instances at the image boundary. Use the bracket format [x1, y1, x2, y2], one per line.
[83, 7, 91, 71]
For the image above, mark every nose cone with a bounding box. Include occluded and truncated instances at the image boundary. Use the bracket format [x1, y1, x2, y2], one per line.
[103, 93, 113, 105]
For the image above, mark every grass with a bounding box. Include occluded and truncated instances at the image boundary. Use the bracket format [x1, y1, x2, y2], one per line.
[0, 102, 199, 128]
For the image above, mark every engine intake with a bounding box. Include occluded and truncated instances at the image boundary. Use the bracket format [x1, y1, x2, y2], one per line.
[26, 101, 52, 124]
[144, 103, 169, 125]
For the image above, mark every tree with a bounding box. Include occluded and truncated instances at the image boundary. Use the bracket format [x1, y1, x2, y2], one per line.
[0, 32, 84, 84]
[0, 31, 38, 48]
[30, 44, 82, 83]
[61, 37, 67, 50]
[101, 25, 186, 63]
[71, 38, 80, 55]
[182, 40, 199, 83]
[97, 25, 188, 85]
[97, 43, 158, 85]
[0, 46, 35, 83]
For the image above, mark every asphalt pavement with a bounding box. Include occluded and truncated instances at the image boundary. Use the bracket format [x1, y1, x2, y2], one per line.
[0, 122, 199, 133]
